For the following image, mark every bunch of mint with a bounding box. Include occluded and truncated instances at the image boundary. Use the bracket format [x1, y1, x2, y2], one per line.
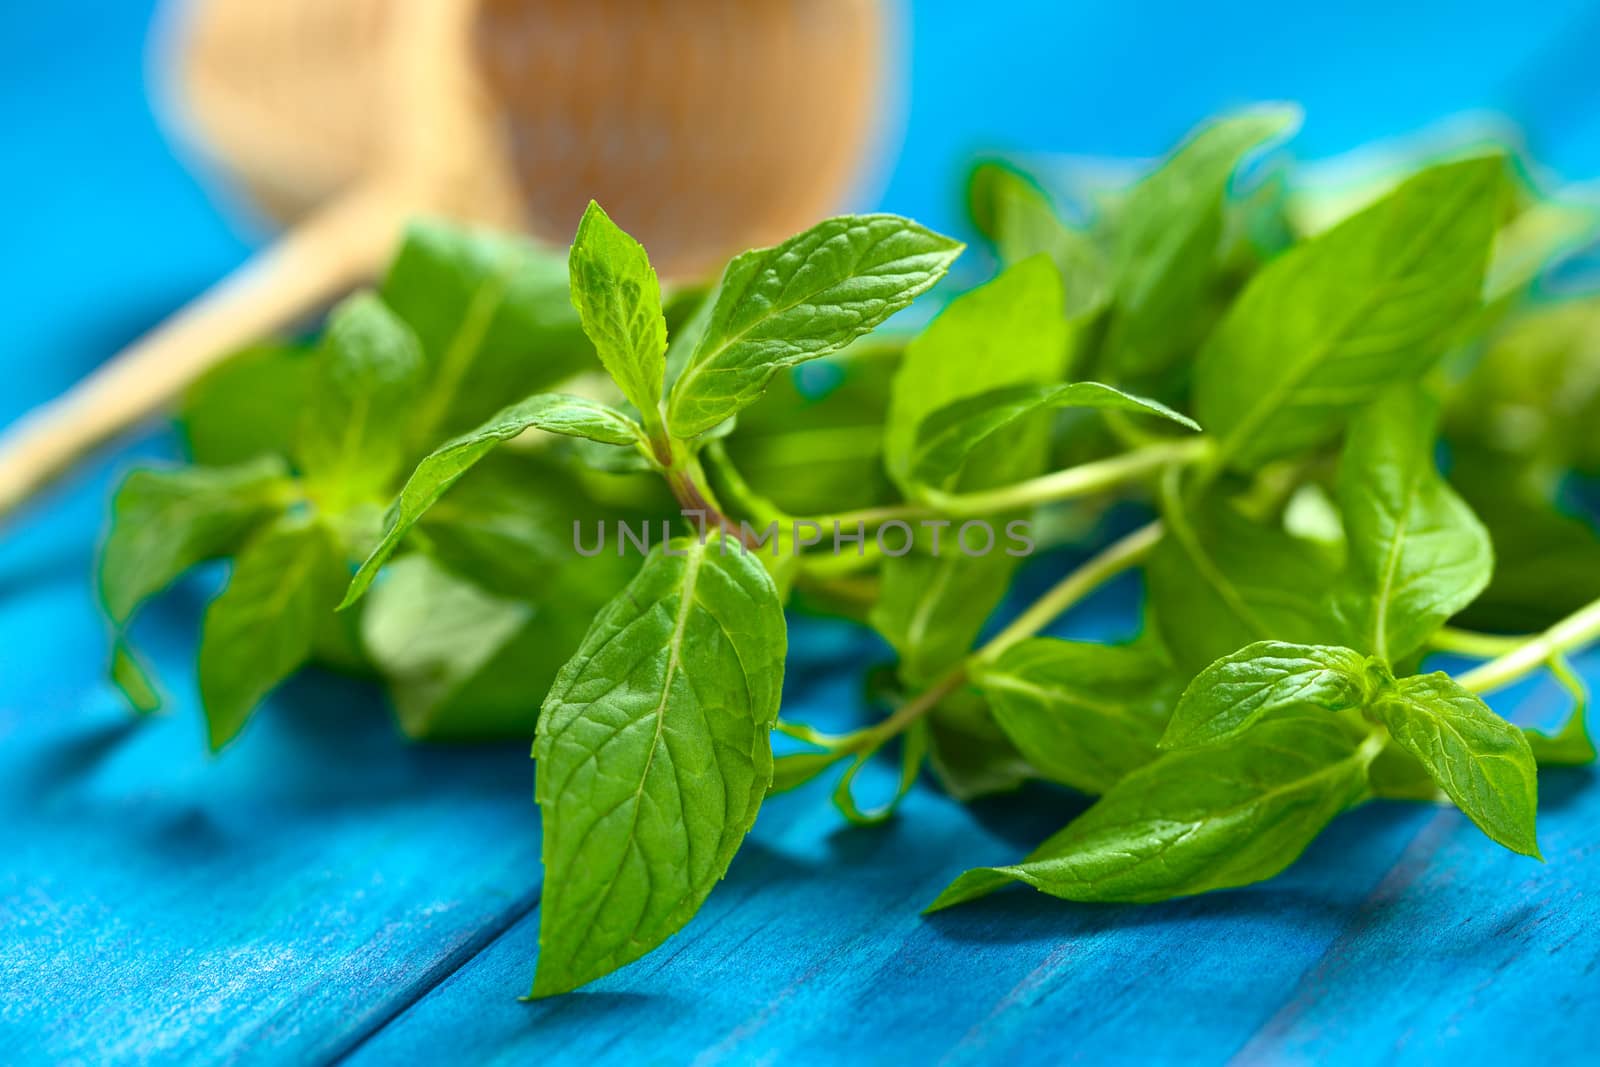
[99, 106, 1600, 997]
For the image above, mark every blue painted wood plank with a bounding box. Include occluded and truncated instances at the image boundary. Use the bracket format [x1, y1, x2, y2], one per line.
[339, 655, 1599, 1067]
[0, 457, 548, 1064]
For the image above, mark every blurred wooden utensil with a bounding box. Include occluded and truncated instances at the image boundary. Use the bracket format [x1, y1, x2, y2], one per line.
[0, 0, 887, 518]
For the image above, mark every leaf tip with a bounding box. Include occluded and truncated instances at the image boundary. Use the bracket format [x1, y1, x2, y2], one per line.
[527, 964, 578, 1000]
[334, 581, 364, 613]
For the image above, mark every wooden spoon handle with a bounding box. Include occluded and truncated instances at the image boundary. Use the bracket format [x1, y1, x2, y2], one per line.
[0, 186, 402, 522]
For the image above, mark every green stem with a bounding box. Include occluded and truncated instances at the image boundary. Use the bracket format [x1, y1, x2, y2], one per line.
[1429, 627, 1529, 658]
[806, 518, 1166, 756]
[918, 437, 1209, 517]
[973, 519, 1164, 663]
[665, 448, 758, 549]
[856, 668, 968, 752]
[1455, 597, 1600, 695]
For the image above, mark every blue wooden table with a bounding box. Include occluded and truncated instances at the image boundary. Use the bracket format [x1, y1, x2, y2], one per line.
[4, 3, 1600, 1063]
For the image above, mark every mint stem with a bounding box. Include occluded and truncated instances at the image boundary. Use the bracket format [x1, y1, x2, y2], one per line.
[919, 438, 1209, 517]
[1455, 597, 1600, 694]
[975, 520, 1164, 662]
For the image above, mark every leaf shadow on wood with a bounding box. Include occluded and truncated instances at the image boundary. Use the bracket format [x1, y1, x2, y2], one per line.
[958, 780, 1096, 851]
[0, 542, 87, 601]
[719, 838, 832, 888]
[1533, 765, 1594, 812]
[240, 667, 537, 810]
[921, 884, 1360, 947]
[18, 715, 145, 801]
[524, 991, 670, 1026]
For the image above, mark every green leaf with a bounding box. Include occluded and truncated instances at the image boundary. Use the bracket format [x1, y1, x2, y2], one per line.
[361, 555, 532, 737]
[1148, 493, 1339, 674]
[874, 259, 1076, 686]
[360, 554, 606, 740]
[666, 214, 962, 438]
[719, 344, 900, 517]
[1524, 654, 1595, 766]
[927, 717, 1371, 910]
[884, 255, 1070, 492]
[531, 535, 787, 997]
[381, 219, 595, 441]
[870, 550, 1016, 689]
[1447, 297, 1600, 476]
[110, 640, 162, 715]
[1527, 713, 1597, 766]
[296, 293, 425, 505]
[1195, 156, 1503, 470]
[833, 722, 930, 826]
[973, 638, 1180, 794]
[568, 201, 668, 429]
[1482, 189, 1600, 311]
[1367, 740, 1444, 801]
[180, 342, 310, 466]
[98, 457, 292, 627]
[1337, 387, 1493, 663]
[968, 162, 1110, 319]
[341, 394, 643, 607]
[925, 689, 1037, 801]
[413, 451, 646, 603]
[1372, 672, 1541, 857]
[1105, 107, 1300, 378]
[1162, 641, 1373, 751]
[910, 381, 1198, 489]
[1446, 445, 1600, 633]
[770, 749, 847, 794]
[198, 517, 346, 750]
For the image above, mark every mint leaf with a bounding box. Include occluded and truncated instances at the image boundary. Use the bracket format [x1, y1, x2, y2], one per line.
[973, 638, 1179, 794]
[180, 342, 310, 466]
[874, 257, 1074, 685]
[1372, 672, 1541, 857]
[926, 689, 1037, 801]
[871, 552, 1017, 688]
[1337, 386, 1492, 662]
[110, 640, 161, 715]
[770, 750, 847, 794]
[927, 717, 1370, 910]
[910, 381, 1197, 489]
[1162, 641, 1373, 750]
[532, 535, 786, 996]
[969, 162, 1110, 319]
[198, 517, 346, 750]
[1148, 494, 1339, 674]
[1526, 712, 1597, 767]
[412, 452, 642, 604]
[361, 555, 533, 737]
[1195, 156, 1502, 470]
[98, 456, 292, 628]
[360, 554, 605, 741]
[1446, 446, 1600, 632]
[884, 255, 1069, 492]
[568, 201, 668, 431]
[1105, 107, 1299, 378]
[719, 344, 899, 517]
[1448, 298, 1600, 478]
[666, 214, 962, 438]
[1366, 740, 1445, 801]
[341, 394, 643, 607]
[297, 294, 425, 506]
[382, 220, 594, 440]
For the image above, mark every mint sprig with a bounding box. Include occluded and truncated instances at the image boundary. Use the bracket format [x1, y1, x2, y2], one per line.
[91, 108, 1600, 998]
